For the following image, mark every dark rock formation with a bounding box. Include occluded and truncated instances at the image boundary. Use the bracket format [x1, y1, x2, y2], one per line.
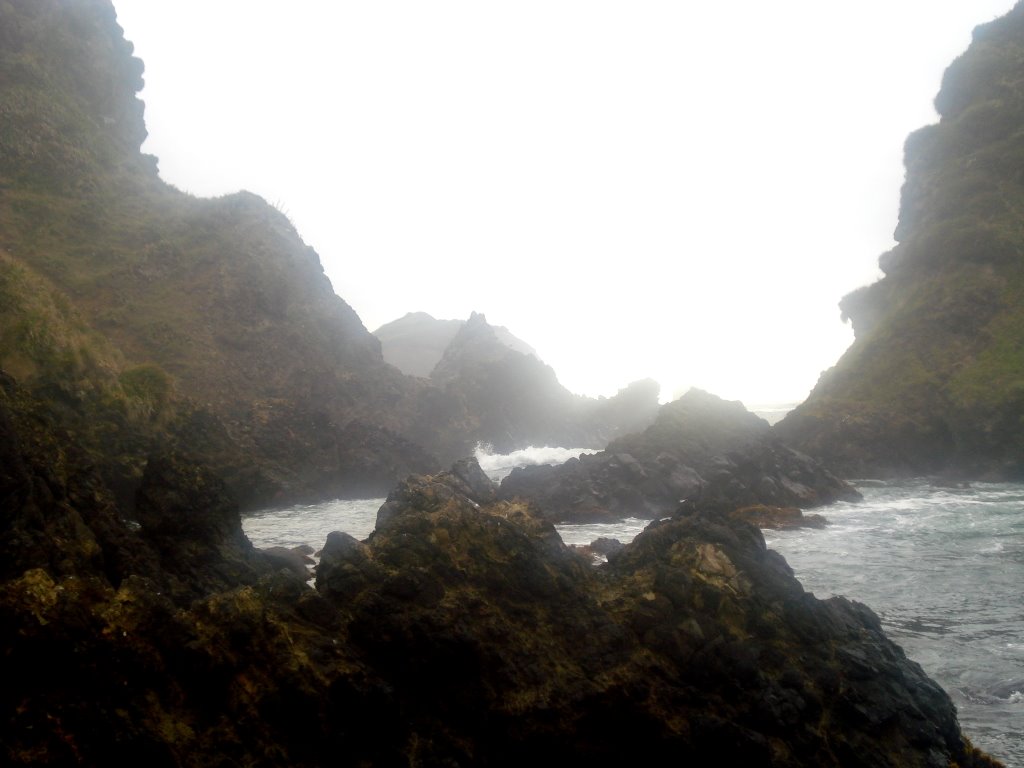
[590, 536, 627, 556]
[315, 464, 996, 766]
[0, 4, 1007, 763]
[0, 0, 441, 507]
[0, 0, 656, 509]
[0, 356, 1002, 766]
[260, 545, 315, 578]
[777, 4, 1024, 480]
[500, 389, 860, 522]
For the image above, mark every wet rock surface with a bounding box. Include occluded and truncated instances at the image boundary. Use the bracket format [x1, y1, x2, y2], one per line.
[500, 389, 860, 522]
[0, 388, 1002, 767]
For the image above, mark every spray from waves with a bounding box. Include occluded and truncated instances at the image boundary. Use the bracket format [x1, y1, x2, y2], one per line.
[474, 444, 599, 482]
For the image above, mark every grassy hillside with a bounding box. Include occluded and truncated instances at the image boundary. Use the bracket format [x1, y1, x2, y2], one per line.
[0, 0, 442, 506]
[777, 3, 1024, 479]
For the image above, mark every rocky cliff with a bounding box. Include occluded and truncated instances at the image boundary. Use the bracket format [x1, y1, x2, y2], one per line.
[0, 0, 452, 507]
[0, 3, 1006, 763]
[777, 3, 1024, 480]
[0, 0, 658, 508]
[374, 310, 538, 377]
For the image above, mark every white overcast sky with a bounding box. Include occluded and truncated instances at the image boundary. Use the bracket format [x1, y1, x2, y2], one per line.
[111, 1, 1018, 406]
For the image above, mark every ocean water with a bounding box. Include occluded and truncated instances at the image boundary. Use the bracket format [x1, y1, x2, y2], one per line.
[242, 452, 1022, 765]
[766, 480, 1024, 767]
[242, 445, 601, 548]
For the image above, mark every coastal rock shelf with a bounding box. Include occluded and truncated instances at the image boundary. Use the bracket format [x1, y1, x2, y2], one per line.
[500, 389, 860, 522]
[0, 415, 1001, 764]
[311, 462, 998, 765]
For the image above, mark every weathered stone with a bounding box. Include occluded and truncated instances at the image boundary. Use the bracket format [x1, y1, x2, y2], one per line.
[0, 410, 1004, 767]
[500, 389, 860, 522]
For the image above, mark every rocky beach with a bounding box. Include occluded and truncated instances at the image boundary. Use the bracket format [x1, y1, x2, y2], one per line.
[3, 0, 1024, 764]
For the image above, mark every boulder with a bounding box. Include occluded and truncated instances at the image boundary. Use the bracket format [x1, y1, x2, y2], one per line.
[500, 389, 860, 522]
[306, 463, 998, 766]
[260, 545, 316, 578]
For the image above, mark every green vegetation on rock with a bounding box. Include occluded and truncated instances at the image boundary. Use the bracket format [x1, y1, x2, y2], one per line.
[0, 0, 663, 508]
[778, 4, 1024, 480]
[0, 0, 445, 507]
[0, 2, 1009, 765]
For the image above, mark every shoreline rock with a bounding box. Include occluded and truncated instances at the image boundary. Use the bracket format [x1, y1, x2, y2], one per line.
[307, 463, 999, 766]
[0, 376, 1004, 768]
[500, 389, 860, 523]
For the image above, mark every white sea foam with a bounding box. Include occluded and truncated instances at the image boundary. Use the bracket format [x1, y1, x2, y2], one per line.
[244, 497, 384, 551]
[244, 445, 603, 550]
[474, 443, 598, 482]
[555, 517, 651, 548]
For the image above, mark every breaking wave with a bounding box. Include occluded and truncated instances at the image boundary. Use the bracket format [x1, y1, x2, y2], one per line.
[474, 443, 598, 482]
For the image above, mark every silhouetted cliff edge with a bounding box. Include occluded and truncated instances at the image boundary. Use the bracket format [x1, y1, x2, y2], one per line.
[777, 3, 1024, 480]
[0, 0, 654, 508]
[374, 311, 538, 377]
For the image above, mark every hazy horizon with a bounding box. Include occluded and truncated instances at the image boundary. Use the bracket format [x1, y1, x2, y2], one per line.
[111, 0, 1018, 407]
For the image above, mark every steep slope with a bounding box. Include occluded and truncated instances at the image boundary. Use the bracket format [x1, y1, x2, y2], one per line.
[0, 0, 665, 503]
[777, 3, 1024, 480]
[0, 0, 448, 505]
[374, 312, 465, 377]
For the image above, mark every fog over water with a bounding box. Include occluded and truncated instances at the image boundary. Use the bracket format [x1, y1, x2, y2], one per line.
[113, 1, 1017, 406]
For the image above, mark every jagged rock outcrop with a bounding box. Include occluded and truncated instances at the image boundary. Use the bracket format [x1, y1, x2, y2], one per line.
[500, 389, 860, 522]
[313, 464, 996, 766]
[375, 311, 465, 376]
[0, 356, 1002, 766]
[0, 0, 453, 507]
[0, 0, 657, 508]
[777, 4, 1024, 480]
[429, 312, 660, 452]
[374, 310, 538, 377]
[0, 4, 1010, 764]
